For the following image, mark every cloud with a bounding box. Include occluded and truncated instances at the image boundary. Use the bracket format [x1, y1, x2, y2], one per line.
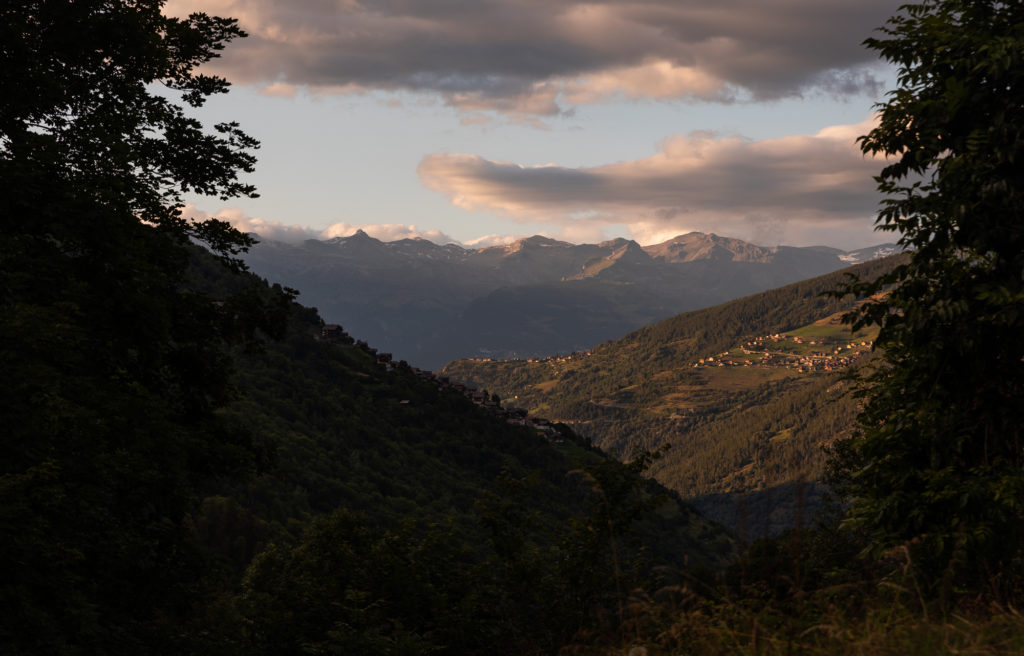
[185, 205, 322, 243]
[320, 222, 457, 244]
[461, 233, 523, 249]
[164, 0, 898, 117]
[182, 205, 458, 245]
[259, 82, 298, 98]
[418, 116, 887, 246]
[459, 225, 618, 249]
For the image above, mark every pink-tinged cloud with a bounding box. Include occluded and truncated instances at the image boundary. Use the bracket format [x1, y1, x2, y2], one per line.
[320, 222, 456, 244]
[182, 205, 457, 245]
[164, 0, 899, 116]
[460, 233, 524, 249]
[418, 117, 886, 246]
[185, 206, 321, 243]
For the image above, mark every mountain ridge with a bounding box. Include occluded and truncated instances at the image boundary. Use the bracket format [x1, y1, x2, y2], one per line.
[240, 231, 900, 369]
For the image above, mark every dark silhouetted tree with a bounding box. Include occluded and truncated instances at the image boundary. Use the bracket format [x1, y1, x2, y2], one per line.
[832, 0, 1024, 596]
[0, 1, 279, 651]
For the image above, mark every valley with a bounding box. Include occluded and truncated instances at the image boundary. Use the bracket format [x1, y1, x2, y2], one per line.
[10, 0, 1024, 651]
[442, 257, 898, 536]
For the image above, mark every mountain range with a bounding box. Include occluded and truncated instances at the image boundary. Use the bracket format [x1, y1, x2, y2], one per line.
[241, 231, 899, 369]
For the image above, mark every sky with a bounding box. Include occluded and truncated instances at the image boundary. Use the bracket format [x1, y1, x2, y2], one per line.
[166, 0, 905, 250]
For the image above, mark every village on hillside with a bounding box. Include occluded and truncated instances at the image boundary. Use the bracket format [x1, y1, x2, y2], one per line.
[320, 324, 566, 443]
[693, 331, 873, 373]
[458, 324, 875, 377]
[320, 313, 875, 445]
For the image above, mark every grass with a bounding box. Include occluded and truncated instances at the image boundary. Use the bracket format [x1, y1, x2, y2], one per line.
[696, 367, 797, 391]
[535, 379, 561, 393]
[559, 588, 1024, 655]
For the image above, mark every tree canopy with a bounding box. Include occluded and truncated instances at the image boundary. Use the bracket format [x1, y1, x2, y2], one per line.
[1, 0, 257, 226]
[833, 0, 1024, 595]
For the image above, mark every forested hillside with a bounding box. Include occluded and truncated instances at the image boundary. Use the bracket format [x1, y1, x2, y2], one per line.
[6, 242, 737, 654]
[191, 254, 738, 654]
[444, 256, 903, 534]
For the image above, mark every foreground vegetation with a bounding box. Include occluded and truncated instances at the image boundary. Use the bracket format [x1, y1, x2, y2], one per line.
[550, 501, 1024, 654]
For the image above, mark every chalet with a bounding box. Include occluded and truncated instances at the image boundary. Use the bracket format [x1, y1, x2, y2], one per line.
[321, 324, 346, 340]
[527, 417, 554, 433]
[504, 407, 529, 426]
[412, 368, 436, 381]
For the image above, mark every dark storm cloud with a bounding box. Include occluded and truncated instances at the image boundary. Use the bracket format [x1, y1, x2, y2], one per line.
[167, 0, 900, 114]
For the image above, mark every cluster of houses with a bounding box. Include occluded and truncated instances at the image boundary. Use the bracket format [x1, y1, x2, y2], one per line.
[320, 324, 565, 443]
[320, 323, 354, 344]
[467, 351, 591, 366]
[693, 333, 873, 374]
[321, 324, 397, 370]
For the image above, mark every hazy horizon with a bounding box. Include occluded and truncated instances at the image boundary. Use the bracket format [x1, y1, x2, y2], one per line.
[243, 225, 899, 252]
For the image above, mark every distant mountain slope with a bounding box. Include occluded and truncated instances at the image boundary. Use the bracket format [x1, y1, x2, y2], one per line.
[241, 231, 899, 369]
[442, 255, 905, 536]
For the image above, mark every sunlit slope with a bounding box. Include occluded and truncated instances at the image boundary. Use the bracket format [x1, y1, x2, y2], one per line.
[443, 255, 902, 535]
